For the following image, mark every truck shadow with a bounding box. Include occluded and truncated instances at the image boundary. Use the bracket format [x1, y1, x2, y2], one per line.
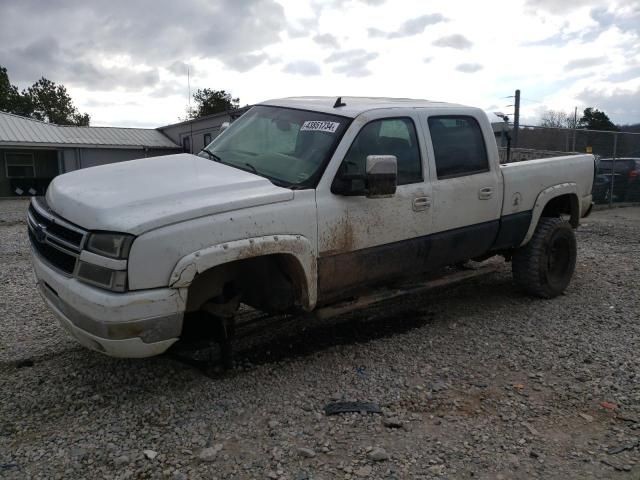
[168, 272, 518, 376]
[168, 307, 432, 377]
[234, 307, 433, 366]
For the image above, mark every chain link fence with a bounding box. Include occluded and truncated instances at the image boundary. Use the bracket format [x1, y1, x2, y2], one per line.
[498, 125, 640, 207]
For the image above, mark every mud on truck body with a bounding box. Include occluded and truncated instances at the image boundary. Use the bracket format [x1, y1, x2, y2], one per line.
[28, 97, 595, 365]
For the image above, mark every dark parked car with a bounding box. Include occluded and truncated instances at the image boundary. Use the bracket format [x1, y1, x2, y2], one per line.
[593, 158, 640, 203]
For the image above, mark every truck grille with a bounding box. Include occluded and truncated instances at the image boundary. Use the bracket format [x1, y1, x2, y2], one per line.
[27, 197, 87, 275]
[28, 228, 78, 273]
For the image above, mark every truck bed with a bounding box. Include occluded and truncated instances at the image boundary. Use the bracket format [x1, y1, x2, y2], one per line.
[500, 154, 595, 216]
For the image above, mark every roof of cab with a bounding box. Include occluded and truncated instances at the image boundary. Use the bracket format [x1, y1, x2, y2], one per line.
[259, 96, 468, 118]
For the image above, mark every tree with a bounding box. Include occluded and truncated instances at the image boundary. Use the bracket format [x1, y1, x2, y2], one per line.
[26, 77, 90, 126]
[0, 66, 31, 116]
[0, 66, 15, 110]
[188, 89, 239, 119]
[578, 107, 618, 131]
[0, 65, 90, 126]
[539, 110, 573, 129]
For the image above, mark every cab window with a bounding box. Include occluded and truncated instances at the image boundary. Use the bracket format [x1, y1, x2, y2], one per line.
[341, 117, 422, 185]
[428, 116, 489, 179]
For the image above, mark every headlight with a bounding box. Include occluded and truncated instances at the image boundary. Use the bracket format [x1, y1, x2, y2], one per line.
[76, 261, 128, 292]
[86, 233, 134, 259]
[79, 232, 133, 292]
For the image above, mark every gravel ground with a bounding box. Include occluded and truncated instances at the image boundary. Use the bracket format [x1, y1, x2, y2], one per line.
[0, 198, 30, 226]
[1, 199, 640, 480]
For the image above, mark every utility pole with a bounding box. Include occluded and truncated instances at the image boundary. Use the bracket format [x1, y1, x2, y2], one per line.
[512, 89, 520, 149]
[572, 106, 577, 152]
[609, 133, 618, 209]
[187, 64, 193, 154]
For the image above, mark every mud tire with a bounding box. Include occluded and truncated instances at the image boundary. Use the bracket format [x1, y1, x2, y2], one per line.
[512, 217, 577, 298]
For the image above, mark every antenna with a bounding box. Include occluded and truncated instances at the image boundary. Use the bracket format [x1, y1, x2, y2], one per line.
[333, 96, 346, 108]
[187, 64, 191, 111]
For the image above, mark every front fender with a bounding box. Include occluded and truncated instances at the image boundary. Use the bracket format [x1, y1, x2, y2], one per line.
[520, 183, 579, 246]
[169, 234, 317, 310]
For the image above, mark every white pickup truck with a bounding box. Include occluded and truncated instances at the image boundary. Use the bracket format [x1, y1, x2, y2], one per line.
[28, 97, 595, 364]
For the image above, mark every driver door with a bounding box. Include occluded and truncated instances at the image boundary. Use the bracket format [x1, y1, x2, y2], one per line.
[315, 113, 433, 303]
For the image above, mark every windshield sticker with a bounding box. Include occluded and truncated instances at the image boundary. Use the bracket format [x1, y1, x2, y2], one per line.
[300, 120, 340, 133]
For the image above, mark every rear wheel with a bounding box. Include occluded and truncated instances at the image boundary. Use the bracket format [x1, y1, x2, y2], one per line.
[512, 217, 577, 298]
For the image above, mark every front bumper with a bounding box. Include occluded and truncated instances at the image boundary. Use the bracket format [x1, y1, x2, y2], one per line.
[32, 248, 186, 358]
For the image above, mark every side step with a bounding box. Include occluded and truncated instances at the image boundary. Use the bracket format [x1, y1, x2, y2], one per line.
[313, 263, 501, 321]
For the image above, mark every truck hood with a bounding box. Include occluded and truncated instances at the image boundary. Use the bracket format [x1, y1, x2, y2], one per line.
[46, 154, 294, 234]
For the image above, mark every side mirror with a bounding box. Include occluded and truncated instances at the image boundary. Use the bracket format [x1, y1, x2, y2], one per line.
[366, 155, 397, 198]
[220, 121, 230, 132]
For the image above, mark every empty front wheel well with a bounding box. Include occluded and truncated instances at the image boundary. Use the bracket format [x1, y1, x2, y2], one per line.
[541, 194, 579, 227]
[185, 254, 309, 313]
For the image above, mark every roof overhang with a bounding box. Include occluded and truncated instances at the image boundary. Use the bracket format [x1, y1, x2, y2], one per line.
[0, 142, 181, 150]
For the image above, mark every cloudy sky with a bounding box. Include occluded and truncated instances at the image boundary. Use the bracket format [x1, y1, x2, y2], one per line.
[1, 0, 639, 127]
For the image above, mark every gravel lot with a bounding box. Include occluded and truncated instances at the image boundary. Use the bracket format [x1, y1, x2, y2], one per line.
[1, 199, 639, 480]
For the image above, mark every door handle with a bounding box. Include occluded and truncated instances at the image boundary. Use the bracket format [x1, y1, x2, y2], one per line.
[412, 196, 431, 211]
[478, 187, 494, 200]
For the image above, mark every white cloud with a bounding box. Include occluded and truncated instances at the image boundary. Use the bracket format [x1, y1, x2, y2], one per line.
[564, 56, 607, 71]
[282, 60, 322, 76]
[524, 0, 602, 14]
[0, 0, 638, 127]
[367, 13, 446, 39]
[433, 34, 473, 50]
[313, 33, 339, 48]
[223, 53, 269, 72]
[325, 49, 379, 77]
[166, 61, 191, 76]
[456, 63, 483, 73]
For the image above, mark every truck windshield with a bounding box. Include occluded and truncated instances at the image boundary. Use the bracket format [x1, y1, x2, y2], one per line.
[200, 106, 350, 188]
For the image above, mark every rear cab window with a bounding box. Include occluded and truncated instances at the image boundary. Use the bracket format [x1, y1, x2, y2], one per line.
[427, 115, 489, 179]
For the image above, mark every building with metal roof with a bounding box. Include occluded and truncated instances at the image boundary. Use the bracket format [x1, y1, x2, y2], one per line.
[158, 107, 249, 155]
[0, 111, 181, 197]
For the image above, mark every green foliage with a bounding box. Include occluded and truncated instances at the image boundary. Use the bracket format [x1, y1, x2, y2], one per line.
[0, 66, 29, 116]
[578, 107, 618, 132]
[0, 67, 15, 109]
[0, 65, 90, 126]
[188, 89, 239, 119]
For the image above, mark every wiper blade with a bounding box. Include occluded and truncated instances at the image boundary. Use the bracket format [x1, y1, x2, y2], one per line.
[200, 147, 222, 163]
[243, 162, 257, 174]
[239, 164, 293, 188]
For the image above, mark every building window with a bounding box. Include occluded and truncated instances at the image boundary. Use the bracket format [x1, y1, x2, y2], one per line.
[203, 133, 212, 146]
[182, 136, 191, 153]
[5, 152, 35, 178]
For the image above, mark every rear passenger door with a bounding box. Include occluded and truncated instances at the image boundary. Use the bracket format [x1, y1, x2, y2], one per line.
[420, 113, 503, 267]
